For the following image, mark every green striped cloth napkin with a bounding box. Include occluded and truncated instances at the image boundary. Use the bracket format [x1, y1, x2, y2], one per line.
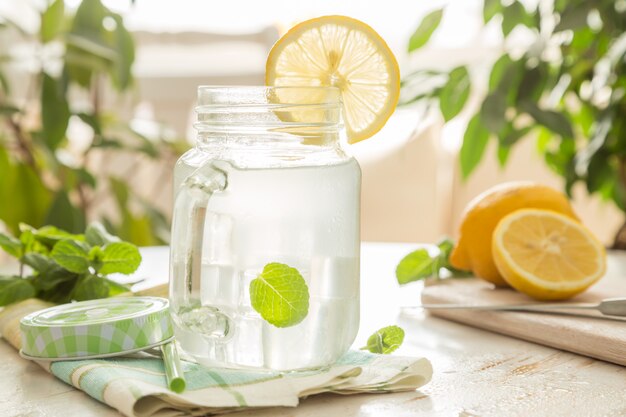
[0, 299, 432, 417]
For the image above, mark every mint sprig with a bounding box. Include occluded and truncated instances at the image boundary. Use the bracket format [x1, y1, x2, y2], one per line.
[361, 325, 405, 354]
[250, 262, 310, 328]
[0, 222, 141, 306]
[396, 238, 470, 285]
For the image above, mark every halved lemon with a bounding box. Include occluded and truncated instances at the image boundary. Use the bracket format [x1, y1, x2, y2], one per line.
[266, 15, 400, 143]
[492, 209, 606, 300]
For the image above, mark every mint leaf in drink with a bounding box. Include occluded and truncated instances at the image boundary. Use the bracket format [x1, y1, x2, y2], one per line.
[0, 276, 36, 306]
[250, 262, 310, 328]
[50, 239, 90, 273]
[0, 232, 22, 258]
[396, 238, 470, 284]
[361, 325, 405, 354]
[97, 242, 142, 275]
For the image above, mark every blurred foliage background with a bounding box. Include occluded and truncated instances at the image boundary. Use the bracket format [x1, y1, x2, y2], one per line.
[0, 0, 184, 245]
[402, 0, 626, 247]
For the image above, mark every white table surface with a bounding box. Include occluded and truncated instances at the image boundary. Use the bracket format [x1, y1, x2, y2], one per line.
[2, 242, 626, 417]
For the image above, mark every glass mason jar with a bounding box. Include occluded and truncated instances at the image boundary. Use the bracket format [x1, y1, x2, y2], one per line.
[169, 86, 361, 371]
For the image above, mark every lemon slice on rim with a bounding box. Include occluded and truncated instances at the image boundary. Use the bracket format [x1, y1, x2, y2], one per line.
[492, 208, 606, 301]
[266, 15, 400, 143]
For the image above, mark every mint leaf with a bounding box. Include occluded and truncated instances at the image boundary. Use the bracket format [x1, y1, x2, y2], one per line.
[104, 278, 132, 296]
[396, 249, 437, 284]
[396, 238, 469, 285]
[97, 242, 141, 275]
[21, 224, 83, 250]
[0, 232, 22, 258]
[73, 275, 109, 301]
[361, 325, 405, 354]
[85, 222, 120, 247]
[0, 276, 36, 306]
[32, 266, 78, 292]
[22, 253, 56, 272]
[250, 262, 310, 328]
[51, 239, 90, 273]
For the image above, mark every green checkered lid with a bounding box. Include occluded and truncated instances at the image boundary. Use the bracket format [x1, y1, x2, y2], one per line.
[20, 297, 173, 360]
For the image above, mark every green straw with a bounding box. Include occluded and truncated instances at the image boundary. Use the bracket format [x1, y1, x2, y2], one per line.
[161, 341, 186, 393]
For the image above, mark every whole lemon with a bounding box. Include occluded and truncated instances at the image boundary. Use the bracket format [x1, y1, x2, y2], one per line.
[449, 182, 578, 286]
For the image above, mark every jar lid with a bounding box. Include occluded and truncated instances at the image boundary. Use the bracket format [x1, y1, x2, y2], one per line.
[20, 297, 173, 360]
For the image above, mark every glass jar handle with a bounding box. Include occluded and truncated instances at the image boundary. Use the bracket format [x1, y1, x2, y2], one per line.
[170, 162, 231, 339]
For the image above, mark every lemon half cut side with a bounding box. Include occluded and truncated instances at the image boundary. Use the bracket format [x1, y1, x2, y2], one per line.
[492, 208, 606, 301]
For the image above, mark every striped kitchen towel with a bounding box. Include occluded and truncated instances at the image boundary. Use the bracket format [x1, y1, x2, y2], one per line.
[0, 299, 432, 417]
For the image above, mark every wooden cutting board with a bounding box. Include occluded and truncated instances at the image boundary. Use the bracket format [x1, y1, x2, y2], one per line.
[421, 254, 626, 366]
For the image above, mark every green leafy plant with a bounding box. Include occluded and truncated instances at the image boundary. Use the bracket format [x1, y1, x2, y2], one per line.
[361, 325, 405, 354]
[250, 262, 310, 328]
[402, 0, 626, 248]
[396, 238, 470, 284]
[0, 0, 182, 245]
[0, 222, 140, 306]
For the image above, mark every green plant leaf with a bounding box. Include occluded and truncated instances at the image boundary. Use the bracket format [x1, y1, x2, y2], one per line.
[501, 125, 532, 147]
[41, 73, 70, 149]
[105, 278, 132, 296]
[497, 145, 511, 167]
[73, 275, 109, 301]
[44, 191, 86, 234]
[0, 104, 20, 115]
[520, 101, 574, 138]
[480, 92, 507, 133]
[585, 150, 613, 194]
[22, 253, 55, 272]
[517, 64, 548, 103]
[396, 249, 437, 284]
[75, 167, 97, 189]
[76, 112, 102, 135]
[109, 13, 135, 90]
[483, 0, 502, 23]
[249, 262, 310, 328]
[0, 151, 52, 235]
[396, 238, 466, 284]
[435, 238, 471, 276]
[361, 325, 405, 354]
[65, 0, 108, 87]
[0, 71, 10, 94]
[24, 224, 84, 249]
[555, 6, 590, 32]
[85, 222, 120, 247]
[460, 114, 491, 179]
[502, 1, 533, 36]
[0, 232, 22, 258]
[0, 276, 36, 306]
[51, 239, 90, 273]
[489, 54, 513, 91]
[574, 114, 611, 177]
[32, 267, 78, 292]
[439, 66, 470, 121]
[97, 242, 141, 275]
[408, 9, 443, 52]
[41, 0, 65, 43]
